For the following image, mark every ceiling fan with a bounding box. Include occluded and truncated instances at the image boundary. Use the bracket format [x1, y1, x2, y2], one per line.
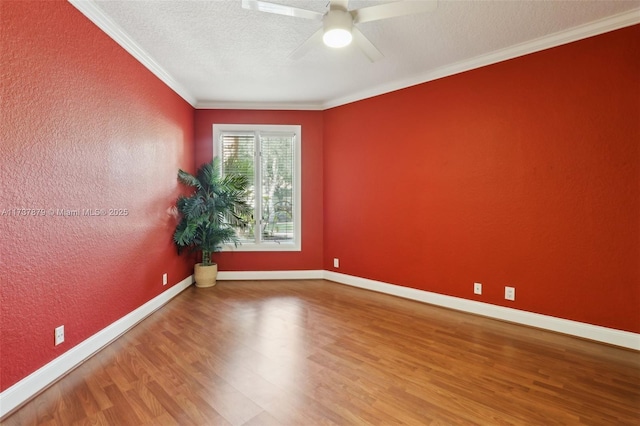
[241, 0, 438, 62]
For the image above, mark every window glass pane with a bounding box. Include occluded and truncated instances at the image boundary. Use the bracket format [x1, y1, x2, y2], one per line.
[215, 123, 300, 251]
[261, 133, 294, 242]
[221, 133, 255, 243]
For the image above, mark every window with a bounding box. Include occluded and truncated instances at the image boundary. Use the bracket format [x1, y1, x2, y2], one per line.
[214, 124, 301, 251]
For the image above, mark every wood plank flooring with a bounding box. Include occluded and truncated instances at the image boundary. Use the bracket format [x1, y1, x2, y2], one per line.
[3, 279, 639, 425]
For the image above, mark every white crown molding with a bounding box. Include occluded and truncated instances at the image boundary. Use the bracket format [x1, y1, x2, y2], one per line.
[0, 275, 194, 420]
[68, 0, 638, 111]
[322, 8, 640, 110]
[68, 0, 197, 107]
[323, 271, 640, 351]
[195, 101, 324, 111]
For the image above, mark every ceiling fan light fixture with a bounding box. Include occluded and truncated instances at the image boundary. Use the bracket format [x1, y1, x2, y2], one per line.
[323, 28, 352, 48]
[322, 9, 353, 48]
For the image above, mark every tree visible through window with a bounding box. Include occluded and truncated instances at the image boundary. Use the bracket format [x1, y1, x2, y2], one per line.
[214, 124, 301, 251]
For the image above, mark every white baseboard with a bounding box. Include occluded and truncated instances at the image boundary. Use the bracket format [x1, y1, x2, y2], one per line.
[323, 271, 640, 351]
[3, 270, 638, 420]
[217, 270, 324, 280]
[0, 275, 194, 420]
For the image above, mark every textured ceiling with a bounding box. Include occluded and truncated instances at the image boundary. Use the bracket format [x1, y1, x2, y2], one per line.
[71, 0, 640, 109]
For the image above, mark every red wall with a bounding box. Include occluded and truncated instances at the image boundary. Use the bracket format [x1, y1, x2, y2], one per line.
[323, 25, 640, 333]
[1, 0, 637, 396]
[194, 109, 324, 271]
[0, 1, 195, 391]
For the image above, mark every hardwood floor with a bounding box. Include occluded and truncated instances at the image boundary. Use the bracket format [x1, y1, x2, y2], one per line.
[3, 279, 639, 425]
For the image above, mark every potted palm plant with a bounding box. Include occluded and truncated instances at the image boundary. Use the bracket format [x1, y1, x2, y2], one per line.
[173, 157, 251, 288]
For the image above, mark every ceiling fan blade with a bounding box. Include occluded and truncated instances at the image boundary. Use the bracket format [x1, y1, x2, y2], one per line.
[351, 0, 437, 24]
[352, 27, 383, 62]
[289, 28, 323, 60]
[330, 0, 349, 12]
[242, 0, 324, 20]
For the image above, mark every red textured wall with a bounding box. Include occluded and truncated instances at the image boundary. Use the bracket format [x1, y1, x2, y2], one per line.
[323, 25, 640, 333]
[0, 1, 195, 391]
[194, 109, 324, 271]
[1, 0, 637, 398]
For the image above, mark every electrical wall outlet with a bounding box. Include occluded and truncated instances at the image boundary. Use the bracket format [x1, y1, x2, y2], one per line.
[505, 286, 515, 301]
[163, 273, 168, 286]
[474, 282, 482, 295]
[55, 325, 65, 346]
[333, 258, 339, 268]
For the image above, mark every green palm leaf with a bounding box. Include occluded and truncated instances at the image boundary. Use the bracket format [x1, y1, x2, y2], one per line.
[172, 157, 251, 266]
[177, 169, 201, 190]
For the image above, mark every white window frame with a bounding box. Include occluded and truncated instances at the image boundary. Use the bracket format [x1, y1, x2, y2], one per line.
[213, 124, 302, 252]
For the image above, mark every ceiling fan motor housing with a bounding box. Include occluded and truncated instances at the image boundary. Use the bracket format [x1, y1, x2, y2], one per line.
[323, 9, 353, 48]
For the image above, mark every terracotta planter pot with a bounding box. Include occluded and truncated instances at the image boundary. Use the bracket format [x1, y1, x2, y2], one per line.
[194, 263, 218, 288]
